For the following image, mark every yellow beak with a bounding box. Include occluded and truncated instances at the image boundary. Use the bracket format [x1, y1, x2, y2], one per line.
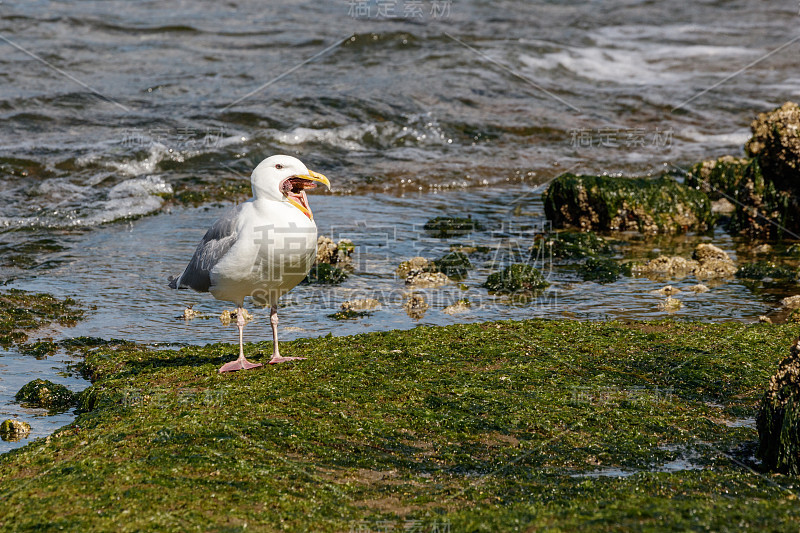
[297, 169, 331, 190]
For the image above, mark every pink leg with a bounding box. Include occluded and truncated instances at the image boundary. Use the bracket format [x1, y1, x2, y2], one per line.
[218, 307, 263, 373]
[268, 306, 306, 364]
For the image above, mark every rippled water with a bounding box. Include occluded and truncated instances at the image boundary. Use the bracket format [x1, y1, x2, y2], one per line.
[2, 1, 800, 451]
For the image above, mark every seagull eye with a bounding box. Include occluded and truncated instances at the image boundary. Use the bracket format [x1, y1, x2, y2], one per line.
[275, 163, 284, 170]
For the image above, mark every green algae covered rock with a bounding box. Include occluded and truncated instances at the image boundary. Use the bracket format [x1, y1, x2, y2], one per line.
[736, 261, 797, 281]
[543, 173, 714, 234]
[484, 264, 549, 294]
[303, 263, 348, 285]
[758, 337, 800, 474]
[432, 251, 473, 280]
[0, 419, 31, 441]
[15, 379, 76, 410]
[423, 216, 483, 238]
[0, 289, 84, 347]
[578, 257, 622, 283]
[745, 102, 800, 193]
[530, 230, 613, 260]
[685, 156, 753, 199]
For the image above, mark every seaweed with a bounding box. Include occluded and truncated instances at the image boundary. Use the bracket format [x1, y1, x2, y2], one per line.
[543, 173, 714, 234]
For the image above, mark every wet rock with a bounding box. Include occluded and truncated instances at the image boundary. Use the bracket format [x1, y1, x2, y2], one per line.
[752, 243, 773, 254]
[543, 173, 714, 234]
[303, 263, 349, 285]
[329, 298, 380, 320]
[692, 244, 737, 279]
[685, 156, 751, 200]
[781, 295, 800, 310]
[180, 306, 200, 320]
[443, 299, 471, 315]
[578, 257, 621, 283]
[745, 102, 800, 193]
[432, 251, 473, 280]
[397, 257, 431, 279]
[757, 336, 800, 473]
[342, 299, 381, 312]
[315, 236, 354, 269]
[632, 256, 698, 278]
[484, 264, 549, 294]
[403, 294, 428, 319]
[0, 419, 31, 441]
[736, 261, 797, 281]
[633, 244, 736, 280]
[653, 286, 681, 296]
[711, 198, 736, 214]
[406, 270, 449, 288]
[687, 284, 710, 293]
[658, 297, 682, 312]
[15, 379, 76, 410]
[726, 158, 797, 239]
[423, 216, 483, 238]
[19, 340, 58, 358]
[786, 244, 800, 257]
[530, 230, 613, 259]
[693, 243, 728, 263]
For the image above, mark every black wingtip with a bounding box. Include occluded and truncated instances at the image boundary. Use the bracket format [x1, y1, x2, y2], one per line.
[168, 275, 178, 289]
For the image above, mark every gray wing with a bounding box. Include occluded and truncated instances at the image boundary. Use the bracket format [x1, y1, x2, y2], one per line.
[168, 203, 245, 292]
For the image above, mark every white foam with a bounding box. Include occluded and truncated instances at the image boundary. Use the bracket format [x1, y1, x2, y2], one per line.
[520, 24, 757, 85]
[0, 175, 172, 229]
[680, 127, 751, 147]
[106, 144, 182, 177]
[274, 124, 382, 151]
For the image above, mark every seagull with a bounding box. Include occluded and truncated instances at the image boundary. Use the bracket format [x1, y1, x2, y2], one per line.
[168, 155, 330, 373]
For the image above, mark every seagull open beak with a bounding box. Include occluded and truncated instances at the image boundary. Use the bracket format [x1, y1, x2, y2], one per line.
[281, 170, 330, 220]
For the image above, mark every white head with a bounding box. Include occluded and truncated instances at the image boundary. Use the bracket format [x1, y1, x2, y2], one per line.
[250, 155, 330, 219]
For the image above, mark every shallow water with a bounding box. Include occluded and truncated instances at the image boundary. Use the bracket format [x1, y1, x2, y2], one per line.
[2, 1, 800, 451]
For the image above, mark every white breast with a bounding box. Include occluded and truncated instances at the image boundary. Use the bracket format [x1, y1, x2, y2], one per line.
[209, 199, 317, 307]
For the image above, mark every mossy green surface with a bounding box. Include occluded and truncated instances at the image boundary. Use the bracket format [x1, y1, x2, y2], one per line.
[328, 309, 372, 321]
[0, 289, 84, 347]
[423, 216, 483, 238]
[736, 261, 797, 281]
[302, 263, 348, 285]
[15, 379, 77, 411]
[1, 320, 799, 531]
[484, 264, 549, 294]
[531, 230, 614, 260]
[543, 173, 714, 234]
[432, 251, 473, 280]
[685, 156, 752, 200]
[579, 257, 622, 283]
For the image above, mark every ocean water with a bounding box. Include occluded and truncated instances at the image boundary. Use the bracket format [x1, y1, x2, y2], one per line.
[1, 0, 799, 452]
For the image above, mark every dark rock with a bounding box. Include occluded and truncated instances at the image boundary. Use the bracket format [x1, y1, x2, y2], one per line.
[423, 216, 483, 238]
[578, 258, 621, 283]
[15, 379, 76, 410]
[758, 337, 800, 473]
[745, 102, 800, 193]
[484, 264, 549, 294]
[432, 251, 473, 279]
[736, 261, 797, 281]
[685, 156, 751, 200]
[543, 173, 714, 234]
[303, 263, 348, 285]
[531, 230, 613, 260]
[19, 340, 58, 358]
[0, 419, 31, 441]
